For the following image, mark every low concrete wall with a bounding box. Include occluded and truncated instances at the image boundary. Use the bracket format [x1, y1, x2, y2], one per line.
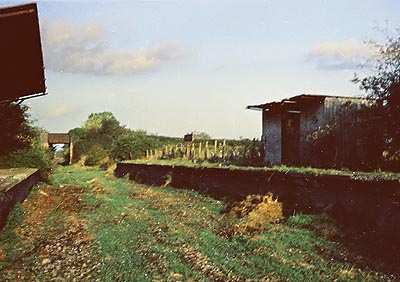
[0, 169, 40, 230]
[115, 162, 400, 261]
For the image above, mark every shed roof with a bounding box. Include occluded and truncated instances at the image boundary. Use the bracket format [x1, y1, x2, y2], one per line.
[246, 94, 367, 111]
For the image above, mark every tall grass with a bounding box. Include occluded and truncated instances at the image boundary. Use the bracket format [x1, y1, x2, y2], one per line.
[49, 166, 393, 281]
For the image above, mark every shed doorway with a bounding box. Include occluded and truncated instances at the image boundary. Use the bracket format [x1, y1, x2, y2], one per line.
[281, 112, 300, 166]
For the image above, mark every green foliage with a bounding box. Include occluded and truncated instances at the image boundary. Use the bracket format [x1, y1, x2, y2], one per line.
[71, 111, 183, 165]
[83, 112, 121, 130]
[192, 131, 211, 140]
[352, 29, 400, 170]
[352, 29, 400, 103]
[0, 128, 53, 180]
[0, 102, 53, 179]
[0, 103, 32, 156]
[110, 130, 158, 161]
[83, 145, 108, 166]
[0, 203, 26, 254]
[70, 112, 127, 164]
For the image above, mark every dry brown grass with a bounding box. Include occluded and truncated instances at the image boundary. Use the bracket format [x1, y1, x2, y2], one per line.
[217, 193, 284, 236]
[233, 194, 283, 233]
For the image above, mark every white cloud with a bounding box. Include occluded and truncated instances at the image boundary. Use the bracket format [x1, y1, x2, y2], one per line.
[306, 39, 376, 70]
[45, 104, 75, 118]
[41, 21, 184, 75]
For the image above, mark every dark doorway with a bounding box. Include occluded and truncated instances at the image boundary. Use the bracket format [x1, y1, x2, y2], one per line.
[281, 112, 300, 166]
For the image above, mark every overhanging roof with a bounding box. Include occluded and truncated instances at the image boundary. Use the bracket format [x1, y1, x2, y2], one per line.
[246, 94, 367, 111]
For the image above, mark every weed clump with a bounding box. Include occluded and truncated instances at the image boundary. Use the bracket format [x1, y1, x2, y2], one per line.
[218, 194, 283, 236]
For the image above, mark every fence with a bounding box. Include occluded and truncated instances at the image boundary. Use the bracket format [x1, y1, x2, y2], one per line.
[144, 139, 265, 165]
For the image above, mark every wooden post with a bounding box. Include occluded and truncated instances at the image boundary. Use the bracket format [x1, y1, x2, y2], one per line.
[222, 140, 226, 159]
[191, 143, 195, 160]
[180, 144, 184, 160]
[214, 140, 218, 155]
[198, 142, 202, 160]
[205, 141, 209, 160]
[69, 141, 73, 165]
[163, 146, 167, 159]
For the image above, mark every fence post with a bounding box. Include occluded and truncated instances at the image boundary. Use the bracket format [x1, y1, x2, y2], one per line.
[198, 143, 202, 160]
[222, 140, 226, 159]
[191, 143, 195, 160]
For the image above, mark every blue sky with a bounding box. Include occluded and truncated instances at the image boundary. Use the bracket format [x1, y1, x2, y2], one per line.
[2, 0, 400, 138]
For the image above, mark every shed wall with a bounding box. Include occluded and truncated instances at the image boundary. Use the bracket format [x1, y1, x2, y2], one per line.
[300, 97, 373, 167]
[299, 103, 325, 165]
[262, 111, 282, 164]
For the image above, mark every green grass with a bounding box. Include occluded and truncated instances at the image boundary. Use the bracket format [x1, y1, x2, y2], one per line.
[0, 203, 25, 257]
[1, 165, 394, 281]
[47, 166, 393, 281]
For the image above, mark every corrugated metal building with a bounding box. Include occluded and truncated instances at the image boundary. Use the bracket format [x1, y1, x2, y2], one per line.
[247, 94, 374, 167]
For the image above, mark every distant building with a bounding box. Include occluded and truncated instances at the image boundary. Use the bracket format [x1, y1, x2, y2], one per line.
[247, 94, 374, 167]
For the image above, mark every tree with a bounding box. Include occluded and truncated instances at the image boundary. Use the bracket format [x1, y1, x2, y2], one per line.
[193, 131, 211, 140]
[352, 30, 400, 103]
[83, 112, 121, 131]
[70, 112, 127, 163]
[110, 130, 158, 161]
[82, 112, 125, 149]
[0, 104, 53, 179]
[352, 29, 400, 168]
[0, 103, 32, 156]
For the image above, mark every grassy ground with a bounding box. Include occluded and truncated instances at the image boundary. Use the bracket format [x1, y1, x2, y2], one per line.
[0, 165, 396, 281]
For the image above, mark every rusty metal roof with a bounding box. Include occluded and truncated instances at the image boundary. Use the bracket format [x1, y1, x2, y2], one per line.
[246, 94, 367, 111]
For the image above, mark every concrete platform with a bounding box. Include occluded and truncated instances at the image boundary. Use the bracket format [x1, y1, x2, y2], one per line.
[0, 168, 38, 192]
[0, 168, 40, 230]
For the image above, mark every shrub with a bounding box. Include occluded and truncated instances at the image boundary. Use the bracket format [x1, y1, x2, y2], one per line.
[0, 138, 53, 180]
[84, 145, 108, 166]
[222, 194, 283, 234]
[0, 103, 32, 156]
[110, 130, 158, 161]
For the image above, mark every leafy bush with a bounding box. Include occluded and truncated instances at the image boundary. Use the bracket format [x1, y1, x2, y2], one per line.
[0, 102, 53, 180]
[110, 130, 158, 161]
[0, 103, 32, 156]
[70, 112, 164, 164]
[0, 137, 53, 180]
[84, 145, 108, 166]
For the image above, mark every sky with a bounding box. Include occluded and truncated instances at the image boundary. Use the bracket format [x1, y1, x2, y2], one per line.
[2, 0, 400, 139]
